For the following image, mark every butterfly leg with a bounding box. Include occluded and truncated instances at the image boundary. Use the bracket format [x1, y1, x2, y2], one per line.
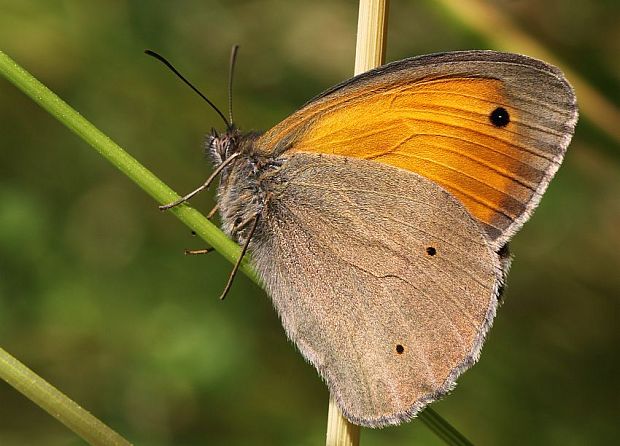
[185, 247, 214, 255]
[206, 203, 220, 219]
[219, 213, 260, 300]
[159, 152, 240, 210]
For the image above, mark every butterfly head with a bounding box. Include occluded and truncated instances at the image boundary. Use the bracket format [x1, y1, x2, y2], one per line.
[206, 127, 241, 167]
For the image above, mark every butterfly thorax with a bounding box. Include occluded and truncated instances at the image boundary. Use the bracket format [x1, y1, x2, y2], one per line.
[208, 129, 283, 245]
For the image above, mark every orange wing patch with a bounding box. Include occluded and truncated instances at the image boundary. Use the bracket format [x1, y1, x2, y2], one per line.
[258, 77, 550, 240]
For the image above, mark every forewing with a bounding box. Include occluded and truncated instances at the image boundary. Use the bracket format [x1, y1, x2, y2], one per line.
[255, 50, 577, 249]
[250, 153, 502, 426]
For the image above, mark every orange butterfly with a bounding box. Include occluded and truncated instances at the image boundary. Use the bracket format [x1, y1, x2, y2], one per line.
[156, 50, 577, 426]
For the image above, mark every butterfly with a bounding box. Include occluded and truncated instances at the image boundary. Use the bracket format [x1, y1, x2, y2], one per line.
[154, 50, 577, 427]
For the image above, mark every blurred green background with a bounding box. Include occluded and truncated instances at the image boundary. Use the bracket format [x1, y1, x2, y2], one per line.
[1, 1, 618, 445]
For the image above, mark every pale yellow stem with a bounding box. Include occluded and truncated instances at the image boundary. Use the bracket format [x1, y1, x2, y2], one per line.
[326, 395, 361, 446]
[354, 0, 390, 75]
[325, 1, 390, 446]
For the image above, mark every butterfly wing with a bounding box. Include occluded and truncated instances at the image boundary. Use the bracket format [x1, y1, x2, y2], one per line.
[250, 153, 502, 426]
[255, 50, 577, 249]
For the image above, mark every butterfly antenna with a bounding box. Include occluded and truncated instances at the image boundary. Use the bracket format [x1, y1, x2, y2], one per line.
[144, 49, 231, 129]
[227, 44, 240, 127]
[219, 214, 260, 300]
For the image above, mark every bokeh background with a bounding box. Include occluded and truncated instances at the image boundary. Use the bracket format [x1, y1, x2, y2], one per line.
[1, 1, 618, 445]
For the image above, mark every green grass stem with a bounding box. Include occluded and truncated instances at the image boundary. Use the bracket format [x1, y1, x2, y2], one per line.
[0, 49, 258, 285]
[0, 347, 131, 445]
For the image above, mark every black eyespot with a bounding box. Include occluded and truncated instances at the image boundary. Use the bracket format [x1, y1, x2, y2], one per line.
[190, 230, 197, 236]
[426, 246, 437, 256]
[234, 217, 243, 227]
[396, 344, 405, 354]
[490, 107, 510, 127]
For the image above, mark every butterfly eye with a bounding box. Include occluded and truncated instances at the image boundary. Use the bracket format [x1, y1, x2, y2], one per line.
[489, 106, 510, 127]
[426, 246, 437, 256]
[395, 344, 405, 354]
